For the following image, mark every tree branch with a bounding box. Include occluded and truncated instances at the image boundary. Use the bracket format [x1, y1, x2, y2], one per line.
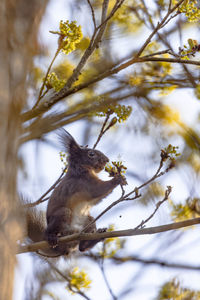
[86, 0, 96, 29]
[136, 0, 184, 57]
[21, 54, 200, 123]
[18, 217, 200, 254]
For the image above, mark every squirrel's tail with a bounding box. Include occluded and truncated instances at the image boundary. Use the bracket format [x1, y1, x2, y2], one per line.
[26, 208, 46, 243]
[26, 207, 63, 257]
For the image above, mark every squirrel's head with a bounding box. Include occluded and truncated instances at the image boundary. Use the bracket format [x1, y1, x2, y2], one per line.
[58, 128, 109, 173]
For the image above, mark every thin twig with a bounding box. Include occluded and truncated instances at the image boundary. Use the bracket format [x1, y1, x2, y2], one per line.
[24, 167, 67, 208]
[93, 113, 110, 149]
[134, 186, 172, 230]
[124, 155, 165, 200]
[54, 0, 111, 100]
[168, 0, 172, 11]
[136, 0, 185, 57]
[142, 49, 171, 58]
[96, 0, 125, 31]
[101, 0, 109, 23]
[99, 254, 118, 300]
[86, 0, 96, 29]
[33, 47, 60, 109]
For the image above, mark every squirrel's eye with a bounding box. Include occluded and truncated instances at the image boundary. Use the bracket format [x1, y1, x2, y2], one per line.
[88, 151, 96, 158]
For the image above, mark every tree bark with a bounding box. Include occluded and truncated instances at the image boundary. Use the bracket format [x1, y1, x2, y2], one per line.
[0, 0, 48, 299]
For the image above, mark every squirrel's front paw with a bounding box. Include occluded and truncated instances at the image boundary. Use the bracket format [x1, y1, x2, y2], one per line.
[97, 227, 107, 233]
[47, 234, 59, 248]
[114, 174, 127, 186]
[97, 227, 107, 241]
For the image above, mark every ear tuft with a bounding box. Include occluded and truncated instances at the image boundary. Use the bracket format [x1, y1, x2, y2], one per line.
[57, 128, 80, 153]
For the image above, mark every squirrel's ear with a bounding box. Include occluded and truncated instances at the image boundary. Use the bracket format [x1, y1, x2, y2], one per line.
[57, 128, 80, 153]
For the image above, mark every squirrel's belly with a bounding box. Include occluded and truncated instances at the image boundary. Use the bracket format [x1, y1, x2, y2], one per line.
[71, 201, 91, 231]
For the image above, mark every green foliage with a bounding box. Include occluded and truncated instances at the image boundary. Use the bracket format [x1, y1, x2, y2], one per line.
[170, 202, 196, 222]
[111, 0, 143, 32]
[98, 225, 126, 258]
[195, 84, 200, 100]
[76, 37, 91, 52]
[96, 104, 132, 123]
[179, 39, 200, 59]
[158, 85, 178, 97]
[53, 60, 74, 80]
[51, 20, 83, 55]
[178, 0, 200, 22]
[157, 278, 200, 300]
[93, 0, 143, 33]
[32, 66, 44, 84]
[156, 0, 168, 8]
[170, 197, 200, 222]
[129, 51, 177, 98]
[187, 152, 200, 173]
[140, 182, 165, 206]
[67, 267, 91, 294]
[149, 104, 181, 129]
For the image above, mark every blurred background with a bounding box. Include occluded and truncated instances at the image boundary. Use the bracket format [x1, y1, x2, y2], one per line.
[11, 0, 200, 299]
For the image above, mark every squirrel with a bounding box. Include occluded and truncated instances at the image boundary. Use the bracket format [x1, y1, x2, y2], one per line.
[26, 129, 125, 257]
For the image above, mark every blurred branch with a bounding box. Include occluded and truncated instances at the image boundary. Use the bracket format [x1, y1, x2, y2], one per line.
[22, 0, 126, 123]
[46, 260, 91, 300]
[99, 252, 117, 300]
[33, 46, 61, 109]
[18, 217, 200, 254]
[136, 0, 184, 57]
[20, 91, 133, 142]
[86, 0, 96, 29]
[140, 1, 197, 89]
[21, 53, 200, 123]
[21, 0, 188, 123]
[90, 254, 200, 271]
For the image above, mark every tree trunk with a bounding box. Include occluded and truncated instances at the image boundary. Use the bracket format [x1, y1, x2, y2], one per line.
[0, 0, 48, 299]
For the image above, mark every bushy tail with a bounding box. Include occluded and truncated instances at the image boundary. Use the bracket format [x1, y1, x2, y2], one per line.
[21, 197, 62, 257]
[26, 208, 46, 243]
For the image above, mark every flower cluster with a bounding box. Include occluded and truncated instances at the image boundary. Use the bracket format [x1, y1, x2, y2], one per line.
[45, 72, 66, 92]
[179, 39, 200, 58]
[67, 267, 91, 293]
[51, 20, 83, 55]
[161, 144, 180, 162]
[178, 0, 200, 22]
[96, 104, 132, 123]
